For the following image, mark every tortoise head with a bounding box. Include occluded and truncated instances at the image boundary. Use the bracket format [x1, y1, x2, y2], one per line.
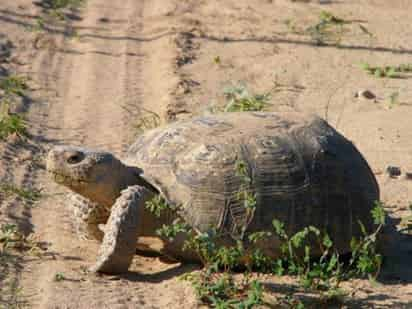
[47, 145, 140, 207]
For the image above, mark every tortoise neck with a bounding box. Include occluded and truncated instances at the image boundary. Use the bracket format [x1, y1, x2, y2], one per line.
[88, 160, 151, 208]
[116, 163, 158, 197]
[79, 158, 157, 208]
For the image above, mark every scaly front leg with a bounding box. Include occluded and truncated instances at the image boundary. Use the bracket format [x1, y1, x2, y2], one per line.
[70, 193, 110, 241]
[89, 185, 154, 274]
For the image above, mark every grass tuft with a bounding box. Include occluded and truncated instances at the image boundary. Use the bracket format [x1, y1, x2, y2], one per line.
[0, 75, 28, 97]
[1, 223, 44, 308]
[286, 10, 372, 46]
[306, 11, 349, 46]
[46, 0, 85, 10]
[54, 272, 66, 282]
[0, 223, 43, 255]
[0, 112, 27, 140]
[0, 183, 43, 206]
[400, 203, 412, 233]
[361, 62, 412, 78]
[220, 83, 271, 112]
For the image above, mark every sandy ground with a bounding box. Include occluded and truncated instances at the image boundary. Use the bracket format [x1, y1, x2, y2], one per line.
[1, 0, 412, 308]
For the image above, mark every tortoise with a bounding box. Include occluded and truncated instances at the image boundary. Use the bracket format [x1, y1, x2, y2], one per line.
[46, 112, 379, 274]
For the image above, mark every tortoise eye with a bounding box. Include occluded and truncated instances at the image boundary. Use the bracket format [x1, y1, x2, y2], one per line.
[66, 151, 85, 164]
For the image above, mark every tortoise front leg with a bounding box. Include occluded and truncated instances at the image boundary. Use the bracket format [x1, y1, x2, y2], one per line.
[70, 193, 109, 241]
[89, 185, 154, 274]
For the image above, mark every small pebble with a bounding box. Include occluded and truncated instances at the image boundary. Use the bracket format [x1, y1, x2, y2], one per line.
[0, 35, 13, 60]
[386, 166, 401, 178]
[356, 90, 376, 100]
[98, 17, 110, 23]
[405, 172, 412, 180]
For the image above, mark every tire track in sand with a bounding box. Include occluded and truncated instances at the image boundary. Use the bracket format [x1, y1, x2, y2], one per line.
[18, 1, 195, 308]
[47, 1, 144, 155]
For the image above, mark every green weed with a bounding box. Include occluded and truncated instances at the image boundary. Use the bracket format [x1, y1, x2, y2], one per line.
[0, 183, 43, 206]
[318, 11, 346, 25]
[0, 75, 28, 97]
[24, 17, 46, 33]
[54, 272, 66, 282]
[35, 17, 47, 32]
[156, 219, 190, 242]
[0, 224, 22, 251]
[0, 226, 27, 309]
[400, 203, 412, 233]
[235, 159, 256, 212]
[145, 195, 171, 218]
[0, 185, 42, 307]
[0, 113, 27, 140]
[31, 0, 86, 29]
[221, 83, 271, 112]
[181, 270, 263, 309]
[0, 100, 27, 140]
[46, 0, 85, 10]
[361, 62, 412, 78]
[287, 10, 372, 46]
[0, 223, 43, 309]
[184, 202, 384, 306]
[284, 19, 302, 34]
[146, 196, 191, 241]
[0, 224, 43, 256]
[306, 11, 350, 45]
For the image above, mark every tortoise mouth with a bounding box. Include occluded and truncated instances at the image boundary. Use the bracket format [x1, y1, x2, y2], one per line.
[48, 171, 89, 186]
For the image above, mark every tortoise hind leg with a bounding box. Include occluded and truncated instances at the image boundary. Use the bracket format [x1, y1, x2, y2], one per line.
[135, 206, 200, 262]
[89, 185, 154, 274]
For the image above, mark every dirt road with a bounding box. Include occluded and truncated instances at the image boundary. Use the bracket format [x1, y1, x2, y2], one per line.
[1, 1, 196, 308]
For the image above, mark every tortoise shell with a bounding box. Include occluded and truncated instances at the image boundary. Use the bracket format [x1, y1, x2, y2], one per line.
[125, 112, 379, 251]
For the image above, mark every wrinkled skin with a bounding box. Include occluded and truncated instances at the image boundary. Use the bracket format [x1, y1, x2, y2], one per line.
[47, 146, 146, 207]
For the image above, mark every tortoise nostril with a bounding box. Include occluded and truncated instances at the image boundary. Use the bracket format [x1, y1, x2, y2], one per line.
[66, 151, 85, 164]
